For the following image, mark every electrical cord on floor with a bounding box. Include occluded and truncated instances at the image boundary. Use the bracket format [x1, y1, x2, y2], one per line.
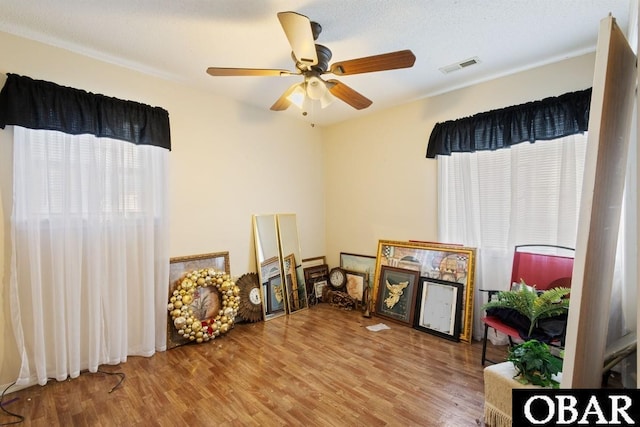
[90, 369, 126, 393]
[0, 368, 125, 426]
[0, 381, 24, 426]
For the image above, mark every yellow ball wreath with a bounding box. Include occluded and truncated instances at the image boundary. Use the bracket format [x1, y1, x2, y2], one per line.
[167, 268, 240, 344]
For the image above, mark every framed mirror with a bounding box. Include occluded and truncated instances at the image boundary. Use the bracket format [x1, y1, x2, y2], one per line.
[276, 213, 308, 314]
[253, 214, 286, 320]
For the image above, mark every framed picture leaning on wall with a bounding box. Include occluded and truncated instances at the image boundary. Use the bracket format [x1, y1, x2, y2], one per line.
[344, 270, 368, 303]
[373, 240, 476, 342]
[339, 252, 376, 291]
[374, 266, 419, 326]
[414, 277, 463, 342]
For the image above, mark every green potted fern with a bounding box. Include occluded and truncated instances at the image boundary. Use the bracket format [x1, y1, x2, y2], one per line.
[482, 280, 570, 337]
[482, 281, 569, 388]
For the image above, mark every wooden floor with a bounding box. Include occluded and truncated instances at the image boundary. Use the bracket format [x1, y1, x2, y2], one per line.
[1, 303, 509, 426]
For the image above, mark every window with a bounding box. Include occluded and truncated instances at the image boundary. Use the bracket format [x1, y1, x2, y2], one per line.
[25, 131, 148, 217]
[437, 133, 588, 339]
[438, 133, 587, 250]
[0, 74, 171, 387]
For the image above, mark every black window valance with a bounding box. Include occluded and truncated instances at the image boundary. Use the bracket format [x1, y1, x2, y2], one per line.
[426, 88, 591, 158]
[0, 73, 171, 150]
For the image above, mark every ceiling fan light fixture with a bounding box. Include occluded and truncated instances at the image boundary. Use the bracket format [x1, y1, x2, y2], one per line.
[305, 76, 327, 100]
[208, 12, 416, 114]
[287, 84, 306, 108]
[319, 90, 335, 109]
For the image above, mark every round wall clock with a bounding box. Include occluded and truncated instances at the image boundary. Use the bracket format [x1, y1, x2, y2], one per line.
[236, 272, 263, 323]
[249, 288, 262, 305]
[329, 267, 347, 289]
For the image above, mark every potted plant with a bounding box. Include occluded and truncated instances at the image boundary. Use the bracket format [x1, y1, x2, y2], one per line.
[482, 280, 570, 338]
[507, 339, 563, 388]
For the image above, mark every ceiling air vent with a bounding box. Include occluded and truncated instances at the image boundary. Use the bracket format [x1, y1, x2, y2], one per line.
[439, 56, 481, 74]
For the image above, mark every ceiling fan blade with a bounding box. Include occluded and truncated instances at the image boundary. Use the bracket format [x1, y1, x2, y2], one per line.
[329, 50, 416, 76]
[270, 83, 301, 111]
[277, 11, 318, 67]
[206, 67, 296, 77]
[326, 79, 372, 110]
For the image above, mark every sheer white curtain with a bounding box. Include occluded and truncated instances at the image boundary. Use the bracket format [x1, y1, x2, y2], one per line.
[10, 127, 169, 386]
[437, 134, 588, 341]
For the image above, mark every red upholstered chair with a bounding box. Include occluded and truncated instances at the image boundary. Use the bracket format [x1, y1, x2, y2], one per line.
[481, 244, 575, 365]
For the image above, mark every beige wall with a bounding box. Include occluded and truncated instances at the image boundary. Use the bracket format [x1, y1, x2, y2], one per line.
[0, 28, 597, 389]
[322, 53, 597, 267]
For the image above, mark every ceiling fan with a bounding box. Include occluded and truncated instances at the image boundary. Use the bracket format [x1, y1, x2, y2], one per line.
[206, 11, 416, 111]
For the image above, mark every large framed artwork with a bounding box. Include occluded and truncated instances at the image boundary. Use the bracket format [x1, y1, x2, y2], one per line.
[414, 277, 463, 342]
[374, 266, 419, 325]
[167, 251, 230, 349]
[373, 240, 476, 343]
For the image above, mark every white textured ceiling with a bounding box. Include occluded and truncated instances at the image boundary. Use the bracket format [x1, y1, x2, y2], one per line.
[0, 0, 633, 126]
